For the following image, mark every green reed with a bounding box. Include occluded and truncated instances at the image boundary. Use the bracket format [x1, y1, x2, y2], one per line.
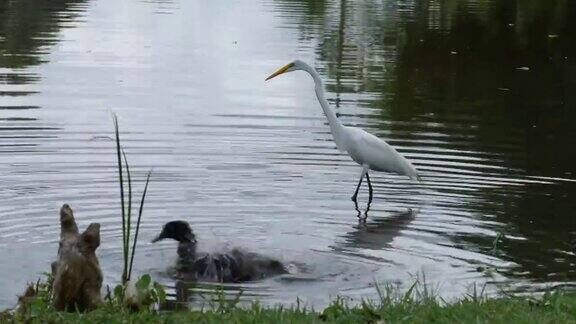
[113, 114, 151, 283]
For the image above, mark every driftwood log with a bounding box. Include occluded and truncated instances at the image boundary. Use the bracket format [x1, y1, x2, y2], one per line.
[51, 204, 102, 311]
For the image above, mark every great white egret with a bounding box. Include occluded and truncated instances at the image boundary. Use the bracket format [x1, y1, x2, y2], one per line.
[266, 60, 420, 203]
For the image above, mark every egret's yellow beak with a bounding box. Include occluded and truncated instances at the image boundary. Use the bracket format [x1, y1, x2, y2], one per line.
[265, 62, 294, 81]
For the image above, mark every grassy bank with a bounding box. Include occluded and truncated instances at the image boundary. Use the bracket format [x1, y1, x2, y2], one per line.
[3, 283, 575, 323]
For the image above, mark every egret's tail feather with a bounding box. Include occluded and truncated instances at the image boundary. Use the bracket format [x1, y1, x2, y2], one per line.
[404, 163, 421, 182]
[408, 173, 422, 182]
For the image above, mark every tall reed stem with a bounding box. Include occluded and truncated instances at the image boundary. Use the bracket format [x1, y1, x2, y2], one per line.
[128, 171, 151, 280]
[113, 115, 128, 284]
[113, 114, 152, 284]
[122, 149, 132, 282]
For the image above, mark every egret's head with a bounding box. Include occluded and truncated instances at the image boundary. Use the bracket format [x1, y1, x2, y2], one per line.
[265, 60, 306, 81]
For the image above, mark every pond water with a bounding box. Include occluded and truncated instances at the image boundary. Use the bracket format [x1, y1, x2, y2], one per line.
[1, 0, 575, 309]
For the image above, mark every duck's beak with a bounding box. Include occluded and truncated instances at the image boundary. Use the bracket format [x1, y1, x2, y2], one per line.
[185, 233, 197, 244]
[265, 62, 293, 81]
[151, 233, 163, 243]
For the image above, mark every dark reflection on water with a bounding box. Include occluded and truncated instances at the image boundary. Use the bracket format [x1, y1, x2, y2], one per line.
[0, 0, 88, 69]
[0, 0, 87, 149]
[272, 0, 576, 286]
[0, 0, 575, 309]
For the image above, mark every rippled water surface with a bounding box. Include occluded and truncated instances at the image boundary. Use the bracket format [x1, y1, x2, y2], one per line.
[1, 0, 576, 308]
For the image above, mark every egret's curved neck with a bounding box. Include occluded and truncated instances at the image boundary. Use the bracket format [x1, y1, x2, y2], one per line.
[300, 63, 345, 144]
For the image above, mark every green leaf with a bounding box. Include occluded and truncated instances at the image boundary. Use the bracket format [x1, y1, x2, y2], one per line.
[113, 284, 124, 302]
[29, 298, 45, 316]
[154, 281, 167, 303]
[136, 274, 151, 292]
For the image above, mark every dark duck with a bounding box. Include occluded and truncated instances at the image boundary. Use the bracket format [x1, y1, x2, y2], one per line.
[152, 221, 288, 283]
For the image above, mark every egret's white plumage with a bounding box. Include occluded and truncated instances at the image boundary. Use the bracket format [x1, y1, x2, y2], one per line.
[266, 60, 420, 202]
[343, 127, 419, 179]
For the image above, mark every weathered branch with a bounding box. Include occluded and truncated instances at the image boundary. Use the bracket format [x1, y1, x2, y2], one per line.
[52, 204, 103, 311]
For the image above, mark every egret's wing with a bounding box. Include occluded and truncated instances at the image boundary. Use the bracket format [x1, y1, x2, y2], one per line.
[348, 128, 419, 179]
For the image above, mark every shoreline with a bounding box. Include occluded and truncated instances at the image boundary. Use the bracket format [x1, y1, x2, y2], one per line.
[3, 276, 575, 323]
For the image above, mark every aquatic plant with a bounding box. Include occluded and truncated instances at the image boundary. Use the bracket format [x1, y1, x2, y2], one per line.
[112, 114, 152, 283]
[108, 274, 166, 310]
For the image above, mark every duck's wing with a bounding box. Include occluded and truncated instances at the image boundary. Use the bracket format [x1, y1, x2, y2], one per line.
[190, 253, 240, 283]
[229, 249, 288, 278]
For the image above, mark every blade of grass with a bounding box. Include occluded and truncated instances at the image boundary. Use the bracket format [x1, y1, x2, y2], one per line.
[128, 170, 152, 281]
[113, 114, 128, 284]
[402, 281, 418, 304]
[121, 149, 133, 283]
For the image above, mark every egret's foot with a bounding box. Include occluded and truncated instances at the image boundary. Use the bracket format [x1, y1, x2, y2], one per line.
[357, 209, 367, 221]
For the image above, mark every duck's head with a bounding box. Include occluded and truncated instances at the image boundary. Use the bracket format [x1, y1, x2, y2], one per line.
[152, 221, 196, 243]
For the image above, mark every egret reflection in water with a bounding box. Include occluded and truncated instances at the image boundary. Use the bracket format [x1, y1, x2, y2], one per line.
[339, 208, 417, 252]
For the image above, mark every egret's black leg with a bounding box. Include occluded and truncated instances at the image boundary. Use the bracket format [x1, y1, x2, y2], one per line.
[366, 172, 373, 205]
[364, 190, 372, 219]
[351, 173, 364, 202]
[364, 199, 372, 219]
[353, 199, 363, 220]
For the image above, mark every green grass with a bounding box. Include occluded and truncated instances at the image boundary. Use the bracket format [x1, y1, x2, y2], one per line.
[4, 280, 576, 323]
